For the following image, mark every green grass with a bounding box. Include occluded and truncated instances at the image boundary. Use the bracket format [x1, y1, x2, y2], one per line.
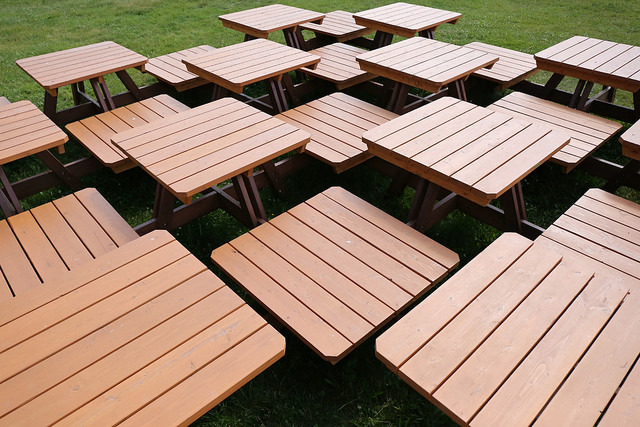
[2, 0, 640, 425]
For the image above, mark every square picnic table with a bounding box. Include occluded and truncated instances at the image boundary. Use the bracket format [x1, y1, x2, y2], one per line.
[356, 37, 499, 113]
[112, 97, 310, 233]
[219, 4, 325, 50]
[183, 39, 321, 114]
[0, 100, 79, 217]
[376, 232, 640, 426]
[353, 2, 461, 47]
[0, 229, 285, 425]
[363, 97, 570, 237]
[16, 41, 148, 125]
[534, 36, 640, 122]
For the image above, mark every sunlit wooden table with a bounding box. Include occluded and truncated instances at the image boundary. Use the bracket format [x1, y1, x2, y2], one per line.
[184, 39, 320, 114]
[112, 97, 310, 232]
[356, 37, 498, 113]
[219, 4, 325, 49]
[0, 100, 75, 217]
[0, 229, 285, 425]
[353, 2, 461, 47]
[16, 41, 148, 125]
[363, 97, 570, 237]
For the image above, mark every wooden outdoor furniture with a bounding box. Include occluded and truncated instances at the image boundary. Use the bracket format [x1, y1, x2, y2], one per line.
[464, 42, 539, 89]
[211, 186, 459, 364]
[533, 36, 640, 122]
[363, 96, 570, 237]
[16, 41, 148, 125]
[487, 91, 622, 172]
[356, 37, 499, 113]
[376, 232, 639, 426]
[66, 94, 190, 173]
[112, 97, 310, 233]
[0, 229, 285, 425]
[0, 187, 138, 301]
[0, 97, 9, 106]
[0, 100, 77, 217]
[219, 4, 324, 49]
[353, 2, 461, 47]
[144, 45, 216, 92]
[537, 188, 640, 281]
[300, 43, 373, 90]
[276, 92, 398, 173]
[604, 120, 640, 191]
[183, 39, 320, 114]
[621, 120, 640, 159]
[299, 10, 374, 50]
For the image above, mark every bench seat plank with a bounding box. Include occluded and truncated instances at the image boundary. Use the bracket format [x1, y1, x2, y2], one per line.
[465, 42, 538, 89]
[488, 91, 622, 172]
[301, 43, 373, 89]
[277, 92, 397, 173]
[300, 10, 373, 43]
[144, 45, 216, 91]
[66, 95, 190, 173]
[212, 186, 458, 364]
[621, 120, 640, 160]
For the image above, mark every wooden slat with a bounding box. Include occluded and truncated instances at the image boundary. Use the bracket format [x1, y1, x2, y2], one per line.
[621, 120, 640, 160]
[301, 43, 372, 89]
[144, 45, 216, 90]
[299, 10, 373, 42]
[219, 4, 324, 38]
[465, 42, 538, 89]
[598, 352, 640, 426]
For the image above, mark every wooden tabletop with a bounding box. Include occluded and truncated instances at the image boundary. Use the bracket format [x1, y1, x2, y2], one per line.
[353, 2, 461, 38]
[15, 41, 148, 94]
[535, 36, 640, 93]
[219, 4, 325, 39]
[144, 45, 217, 91]
[211, 186, 459, 364]
[0, 229, 285, 425]
[363, 96, 570, 206]
[621, 120, 640, 160]
[376, 232, 640, 426]
[0, 100, 68, 165]
[112, 97, 310, 204]
[299, 10, 374, 42]
[356, 37, 499, 94]
[183, 38, 320, 94]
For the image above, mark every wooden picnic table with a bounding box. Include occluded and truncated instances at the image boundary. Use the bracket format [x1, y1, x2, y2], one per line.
[16, 41, 148, 125]
[363, 97, 570, 237]
[299, 10, 375, 50]
[219, 4, 325, 49]
[376, 232, 640, 426]
[356, 37, 498, 113]
[183, 39, 321, 114]
[533, 36, 640, 122]
[0, 100, 78, 217]
[112, 97, 310, 233]
[0, 229, 285, 426]
[353, 2, 461, 47]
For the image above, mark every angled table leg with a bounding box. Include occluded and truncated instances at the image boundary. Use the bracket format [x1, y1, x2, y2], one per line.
[231, 174, 267, 228]
[500, 182, 527, 233]
[36, 150, 82, 190]
[267, 77, 289, 114]
[0, 166, 22, 216]
[152, 183, 176, 230]
[89, 76, 116, 111]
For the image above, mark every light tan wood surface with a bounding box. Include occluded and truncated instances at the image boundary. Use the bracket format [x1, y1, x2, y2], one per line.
[112, 97, 309, 204]
[0, 229, 285, 426]
[621, 120, 640, 159]
[183, 38, 320, 94]
[356, 37, 498, 94]
[145, 45, 216, 91]
[219, 4, 324, 39]
[211, 186, 458, 364]
[464, 42, 539, 89]
[488, 91, 622, 172]
[66, 94, 190, 173]
[0, 100, 68, 164]
[15, 41, 147, 93]
[377, 232, 639, 426]
[277, 92, 397, 173]
[353, 2, 461, 39]
[299, 10, 374, 42]
[535, 36, 640, 93]
[301, 43, 373, 90]
[363, 96, 569, 206]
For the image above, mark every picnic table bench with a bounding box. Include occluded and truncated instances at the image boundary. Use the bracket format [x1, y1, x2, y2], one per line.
[299, 10, 374, 50]
[144, 45, 217, 92]
[464, 42, 539, 90]
[300, 43, 373, 91]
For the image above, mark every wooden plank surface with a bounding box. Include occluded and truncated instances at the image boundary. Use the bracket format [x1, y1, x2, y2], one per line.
[465, 42, 539, 88]
[145, 45, 216, 90]
[277, 92, 397, 173]
[112, 98, 309, 203]
[15, 41, 147, 90]
[219, 4, 324, 38]
[353, 2, 461, 38]
[66, 95, 190, 172]
[299, 10, 373, 42]
[0, 229, 285, 426]
[621, 119, 640, 160]
[184, 38, 320, 93]
[363, 96, 569, 206]
[0, 100, 68, 165]
[211, 186, 458, 364]
[535, 36, 640, 92]
[301, 43, 373, 89]
[356, 37, 498, 93]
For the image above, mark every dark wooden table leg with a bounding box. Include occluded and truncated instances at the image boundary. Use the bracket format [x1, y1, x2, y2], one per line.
[152, 183, 176, 230]
[0, 165, 22, 216]
[89, 77, 116, 111]
[116, 70, 142, 101]
[602, 159, 640, 193]
[418, 29, 435, 39]
[448, 79, 468, 101]
[43, 91, 58, 121]
[35, 150, 82, 190]
[267, 77, 289, 114]
[388, 82, 409, 114]
[212, 84, 228, 101]
[261, 160, 287, 195]
[500, 182, 527, 233]
[232, 175, 264, 227]
[372, 31, 394, 48]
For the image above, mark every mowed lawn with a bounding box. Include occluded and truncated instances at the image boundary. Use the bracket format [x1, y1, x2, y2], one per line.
[1, 1, 639, 425]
